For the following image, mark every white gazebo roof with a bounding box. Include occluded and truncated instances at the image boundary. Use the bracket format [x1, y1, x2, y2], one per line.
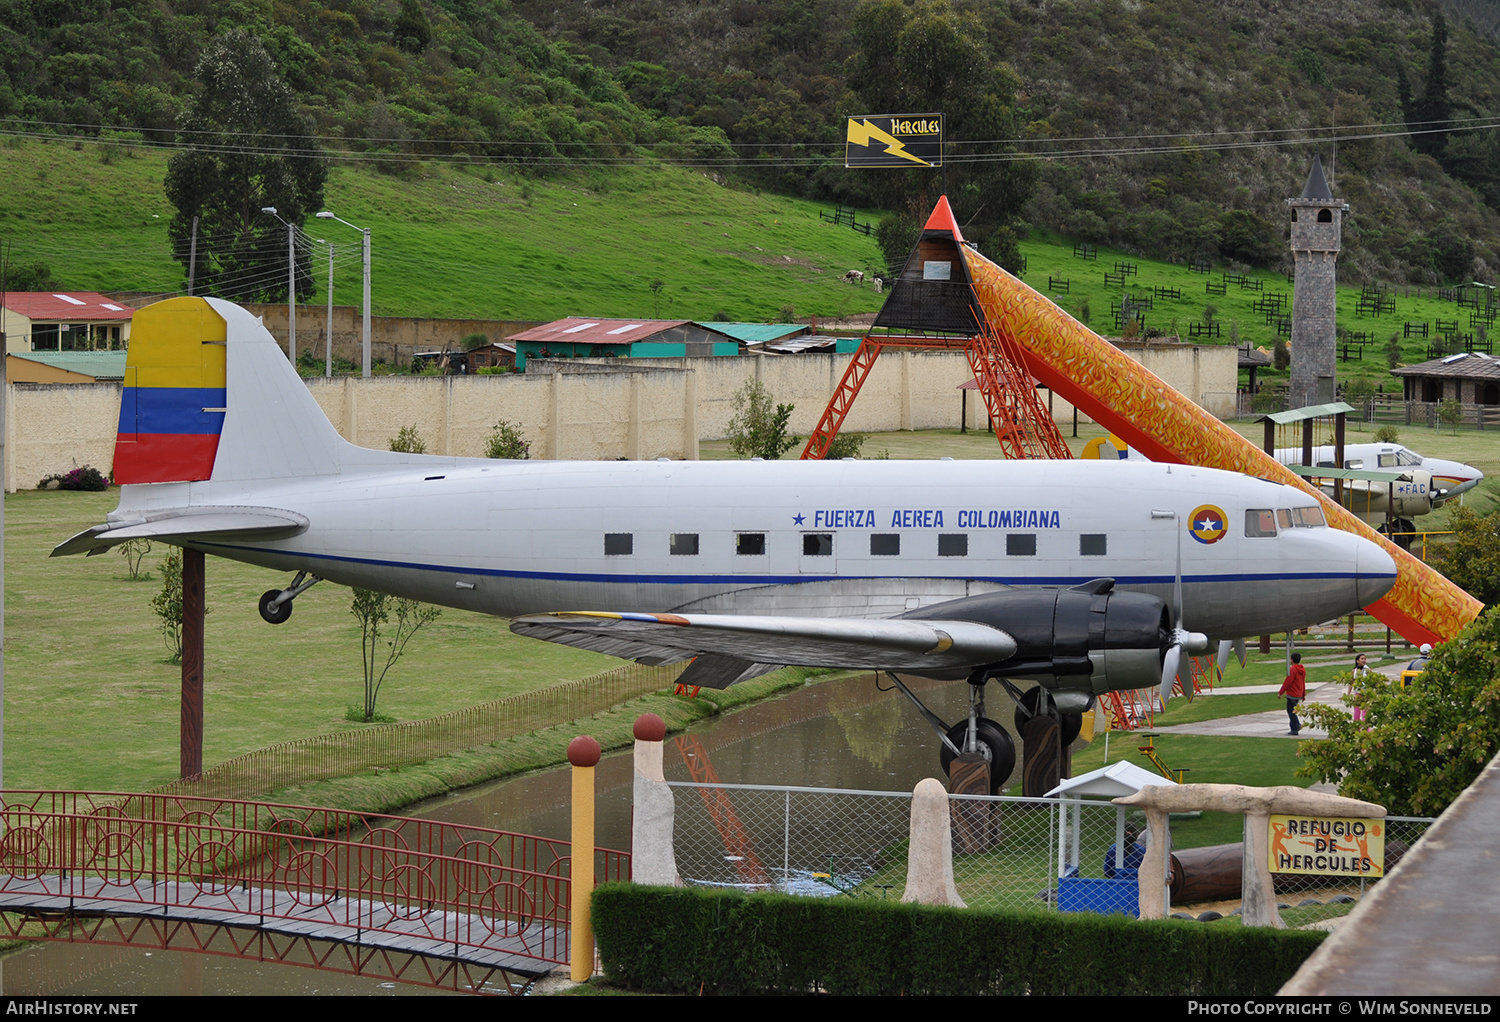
[1044, 760, 1178, 799]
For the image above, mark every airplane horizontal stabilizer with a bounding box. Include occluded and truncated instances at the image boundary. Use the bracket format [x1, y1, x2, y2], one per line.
[509, 611, 1018, 674]
[51, 506, 309, 557]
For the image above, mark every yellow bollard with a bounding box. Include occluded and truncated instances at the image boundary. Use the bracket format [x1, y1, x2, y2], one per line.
[568, 734, 601, 983]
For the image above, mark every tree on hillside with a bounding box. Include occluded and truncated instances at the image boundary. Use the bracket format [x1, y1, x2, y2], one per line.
[1, 260, 62, 292]
[1404, 12, 1454, 159]
[1299, 606, 1500, 817]
[845, 0, 1036, 270]
[1439, 506, 1500, 606]
[164, 31, 327, 303]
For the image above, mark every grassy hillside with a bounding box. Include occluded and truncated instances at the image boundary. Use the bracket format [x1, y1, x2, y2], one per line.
[0, 138, 888, 321]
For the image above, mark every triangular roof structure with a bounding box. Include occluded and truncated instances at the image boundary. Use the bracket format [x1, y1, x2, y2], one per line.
[871, 194, 981, 334]
[1044, 760, 1177, 799]
[1300, 154, 1333, 200]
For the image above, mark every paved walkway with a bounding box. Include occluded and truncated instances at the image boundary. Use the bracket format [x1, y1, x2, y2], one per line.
[1146, 662, 1409, 740]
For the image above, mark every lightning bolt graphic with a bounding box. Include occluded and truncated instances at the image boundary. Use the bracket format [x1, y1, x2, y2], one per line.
[846, 119, 931, 166]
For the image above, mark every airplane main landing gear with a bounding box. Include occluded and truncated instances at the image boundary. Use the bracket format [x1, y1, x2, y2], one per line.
[258, 572, 322, 624]
[936, 717, 1015, 792]
[883, 671, 1016, 794]
[1012, 686, 1083, 746]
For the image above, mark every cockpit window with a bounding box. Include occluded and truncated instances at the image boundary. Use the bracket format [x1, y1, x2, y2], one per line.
[1378, 453, 1396, 468]
[1292, 506, 1326, 527]
[1245, 509, 1277, 537]
[1277, 508, 1294, 529]
[1396, 450, 1422, 467]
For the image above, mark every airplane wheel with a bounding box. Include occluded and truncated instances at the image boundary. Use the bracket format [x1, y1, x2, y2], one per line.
[1378, 520, 1414, 551]
[1013, 688, 1082, 745]
[258, 589, 293, 624]
[938, 718, 1016, 794]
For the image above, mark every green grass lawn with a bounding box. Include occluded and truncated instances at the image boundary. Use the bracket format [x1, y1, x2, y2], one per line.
[4, 488, 624, 792]
[0, 138, 887, 323]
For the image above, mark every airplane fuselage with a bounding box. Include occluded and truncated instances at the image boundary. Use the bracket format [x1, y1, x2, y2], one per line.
[117, 456, 1395, 640]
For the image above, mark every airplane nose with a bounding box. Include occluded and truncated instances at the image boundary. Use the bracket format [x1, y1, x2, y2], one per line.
[1356, 535, 1398, 607]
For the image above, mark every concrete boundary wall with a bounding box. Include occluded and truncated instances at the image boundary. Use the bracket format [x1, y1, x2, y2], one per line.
[5, 344, 1235, 490]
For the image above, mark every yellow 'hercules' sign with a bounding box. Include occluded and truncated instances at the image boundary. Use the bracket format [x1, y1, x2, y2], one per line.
[1269, 815, 1385, 877]
[846, 114, 944, 168]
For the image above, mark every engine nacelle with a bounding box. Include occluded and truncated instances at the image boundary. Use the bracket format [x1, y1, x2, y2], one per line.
[903, 579, 1170, 695]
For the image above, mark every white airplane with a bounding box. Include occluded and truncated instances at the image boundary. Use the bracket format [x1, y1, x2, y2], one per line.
[54, 299, 1399, 788]
[1092, 435, 1484, 544]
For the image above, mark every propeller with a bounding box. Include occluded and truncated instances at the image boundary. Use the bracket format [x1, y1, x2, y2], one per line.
[1216, 637, 1247, 673]
[1157, 510, 1210, 702]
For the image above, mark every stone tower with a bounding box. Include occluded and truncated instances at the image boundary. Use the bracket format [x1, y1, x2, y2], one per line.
[1287, 155, 1347, 408]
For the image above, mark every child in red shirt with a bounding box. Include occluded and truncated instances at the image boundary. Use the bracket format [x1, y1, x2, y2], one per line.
[1280, 652, 1306, 736]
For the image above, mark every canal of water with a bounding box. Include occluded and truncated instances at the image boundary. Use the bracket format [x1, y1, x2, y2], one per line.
[0, 673, 1004, 995]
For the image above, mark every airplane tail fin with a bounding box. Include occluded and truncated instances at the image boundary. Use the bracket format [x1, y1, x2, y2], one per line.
[112, 296, 345, 486]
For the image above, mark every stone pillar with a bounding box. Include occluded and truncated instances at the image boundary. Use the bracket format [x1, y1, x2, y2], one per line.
[902, 778, 966, 908]
[630, 713, 681, 887]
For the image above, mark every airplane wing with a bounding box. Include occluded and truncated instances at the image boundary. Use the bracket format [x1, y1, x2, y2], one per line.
[51, 506, 309, 557]
[509, 611, 1019, 687]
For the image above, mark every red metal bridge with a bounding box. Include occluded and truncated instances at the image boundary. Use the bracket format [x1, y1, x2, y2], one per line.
[0, 791, 629, 995]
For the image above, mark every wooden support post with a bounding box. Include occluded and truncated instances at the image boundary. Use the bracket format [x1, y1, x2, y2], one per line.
[1334, 412, 1346, 505]
[180, 547, 205, 780]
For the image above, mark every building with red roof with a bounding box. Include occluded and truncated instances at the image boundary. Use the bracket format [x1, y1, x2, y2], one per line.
[1, 292, 134, 354]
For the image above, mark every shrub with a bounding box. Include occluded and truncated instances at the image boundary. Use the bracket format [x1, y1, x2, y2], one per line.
[1374, 425, 1401, 443]
[1301, 606, 1500, 816]
[726, 379, 799, 461]
[1438, 398, 1464, 433]
[38, 466, 108, 491]
[486, 420, 531, 459]
[389, 425, 427, 453]
[823, 432, 867, 459]
[593, 884, 1326, 996]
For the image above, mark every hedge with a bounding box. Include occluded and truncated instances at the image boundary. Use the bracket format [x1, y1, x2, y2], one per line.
[592, 884, 1326, 996]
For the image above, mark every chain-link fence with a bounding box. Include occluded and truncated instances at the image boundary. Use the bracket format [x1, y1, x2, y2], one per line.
[668, 782, 1434, 921]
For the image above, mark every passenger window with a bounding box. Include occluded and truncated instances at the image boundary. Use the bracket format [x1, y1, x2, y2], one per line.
[1007, 534, 1037, 556]
[1277, 509, 1294, 530]
[803, 533, 833, 556]
[870, 534, 900, 556]
[1245, 509, 1277, 537]
[1379, 454, 1396, 468]
[670, 533, 699, 555]
[1345, 459, 1363, 470]
[736, 533, 766, 556]
[605, 533, 633, 556]
[938, 534, 968, 557]
[1080, 534, 1107, 556]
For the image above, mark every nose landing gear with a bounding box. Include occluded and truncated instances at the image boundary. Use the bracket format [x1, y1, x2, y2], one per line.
[258, 572, 322, 624]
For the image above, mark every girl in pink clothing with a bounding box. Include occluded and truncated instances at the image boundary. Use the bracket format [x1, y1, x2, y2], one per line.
[1280, 652, 1306, 736]
[1347, 653, 1370, 723]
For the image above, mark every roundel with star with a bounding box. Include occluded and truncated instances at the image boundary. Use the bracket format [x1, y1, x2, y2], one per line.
[1188, 504, 1229, 545]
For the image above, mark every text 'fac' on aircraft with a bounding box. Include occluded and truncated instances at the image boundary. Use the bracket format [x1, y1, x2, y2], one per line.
[56, 299, 1399, 789]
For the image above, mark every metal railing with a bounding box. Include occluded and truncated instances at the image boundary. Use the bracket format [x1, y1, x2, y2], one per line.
[0, 790, 629, 969]
[668, 782, 1432, 919]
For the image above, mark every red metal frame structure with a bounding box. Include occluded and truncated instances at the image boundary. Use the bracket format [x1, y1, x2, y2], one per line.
[0, 791, 630, 995]
[800, 196, 1069, 462]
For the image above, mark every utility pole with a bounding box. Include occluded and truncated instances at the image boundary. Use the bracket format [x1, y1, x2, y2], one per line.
[325, 243, 335, 378]
[286, 221, 296, 364]
[362, 227, 371, 378]
[188, 216, 199, 296]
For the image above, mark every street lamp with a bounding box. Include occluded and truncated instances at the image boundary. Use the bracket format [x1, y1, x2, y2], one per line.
[260, 207, 297, 363]
[316, 211, 371, 378]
